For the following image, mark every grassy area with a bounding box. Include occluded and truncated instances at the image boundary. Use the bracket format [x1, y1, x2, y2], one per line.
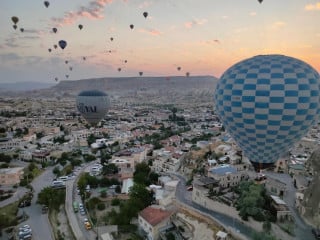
[0, 201, 19, 228]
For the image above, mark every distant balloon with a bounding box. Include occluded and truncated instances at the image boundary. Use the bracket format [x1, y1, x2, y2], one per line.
[65, 60, 68, 64]
[76, 90, 110, 126]
[139, 72, 143, 76]
[130, 24, 134, 29]
[58, 40, 67, 50]
[214, 54, 320, 171]
[83, 57, 86, 60]
[55, 77, 58, 81]
[118, 68, 121, 72]
[44, 1, 50, 8]
[52, 28, 57, 33]
[186, 72, 190, 77]
[13, 25, 17, 30]
[143, 12, 148, 18]
[48, 48, 52, 52]
[258, 0, 263, 3]
[69, 67, 73, 71]
[78, 24, 83, 30]
[124, 60, 127, 63]
[11, 16, 19, 24]
[110, 37, 114, 41]
[53, 44, 58, 49]
[20, 28, 24, 32]
[65, 74, 69, 78]
[177, 67, 181, 71]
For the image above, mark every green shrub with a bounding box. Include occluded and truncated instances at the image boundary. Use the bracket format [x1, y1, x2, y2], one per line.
[97, 203, 105, 211]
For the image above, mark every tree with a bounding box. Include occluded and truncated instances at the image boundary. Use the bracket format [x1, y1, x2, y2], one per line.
[53, 166, 61, 176]
[133, 162, 151, 185]
[37, 187, 65, 211]
[129, 183, 153, 209]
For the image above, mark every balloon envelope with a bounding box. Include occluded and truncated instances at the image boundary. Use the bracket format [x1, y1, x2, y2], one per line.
[58, 40, 67, 50]
[44, 1, 50, 7]
[11, 16, 19, 24]
[143, 12, 148, 18]
[214, 54, 320, 170]
[76, 90, 110, 126]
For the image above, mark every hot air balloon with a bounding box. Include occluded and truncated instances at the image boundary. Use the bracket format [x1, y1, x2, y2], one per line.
[53, 44, 58, 49]
[58, 40, 67, 50]
[124, 60, 127, 63]
[66, 74, 69, 78]
[83, 57, 86, 60]
[11, 16, 19, 24]
[177, 67, 181, 71]
[258, 0, 263, 3]
[186, 72, 190, 77]
[76, 90, 110, 126]
[110, 37, 114, 41]
[55, 77, 58, 81]
[65, 60, 68, 64]
[143, 12, 148, 18]
[48, 48, 52, 52]
[13, 25, 17, 30]
[139, 72, 143, 76]
[118, 68, 121, 72]
[214, 54, 320, 171]
[69, 67, 73, 71]
[130, 24, 134, 29]
[78, 24, 83, 30]
[20, 28, 24, 32]
[44, 1, 50, 8]
[52, 28, 57, 33]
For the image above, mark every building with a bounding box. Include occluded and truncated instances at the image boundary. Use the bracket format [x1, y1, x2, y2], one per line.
[138, 206, 174, 240]
[270, 195, 292, 221]
[0, 167, 24, 185]
[208, 164, 248, 188]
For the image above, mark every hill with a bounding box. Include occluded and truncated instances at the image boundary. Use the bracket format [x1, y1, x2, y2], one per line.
[0, 76, 218, 104]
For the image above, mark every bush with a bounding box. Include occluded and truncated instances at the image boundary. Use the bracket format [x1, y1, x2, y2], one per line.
[111, 198, 120, 206]
[97, 203, 105, 211]
[100, 190, 107, 198]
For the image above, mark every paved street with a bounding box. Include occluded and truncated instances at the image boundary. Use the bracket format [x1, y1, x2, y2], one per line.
[17, 166, 55, 240]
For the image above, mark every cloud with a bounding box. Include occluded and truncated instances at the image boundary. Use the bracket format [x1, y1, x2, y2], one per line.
[184, 18, 207, 28]
[52, 0, 113, 26]
[272, 21, 286, 29]
[139, 28, 162, 36]
[202, 39, 221, 45]
[138, 1, 152, 9]
[249, 12, 257, 16]
[4, 36, 20, 48]
[305, 2, 320, 11]
[0, 53, 21, 62]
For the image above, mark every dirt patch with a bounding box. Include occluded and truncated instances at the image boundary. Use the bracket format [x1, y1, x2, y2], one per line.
[49, 207, 75, 240]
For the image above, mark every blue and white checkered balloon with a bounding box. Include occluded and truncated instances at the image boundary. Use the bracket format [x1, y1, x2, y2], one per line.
[214, 55, 320, 168]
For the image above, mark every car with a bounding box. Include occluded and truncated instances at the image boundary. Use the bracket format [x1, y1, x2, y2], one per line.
[84, 221, 91, 230]
[80, 210, 86, 215]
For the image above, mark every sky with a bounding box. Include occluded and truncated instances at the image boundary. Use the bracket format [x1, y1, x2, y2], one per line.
[0, 0, 320, 83]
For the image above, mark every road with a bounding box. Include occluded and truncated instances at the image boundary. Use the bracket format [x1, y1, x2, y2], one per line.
[264, 171, 315, 240]
[66, 162, 97, 240]
[17, 166, 55, 240]
[172, 173, 258, 240]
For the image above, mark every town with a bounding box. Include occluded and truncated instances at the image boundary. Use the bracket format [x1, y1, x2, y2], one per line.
[0, 91, 319, 240]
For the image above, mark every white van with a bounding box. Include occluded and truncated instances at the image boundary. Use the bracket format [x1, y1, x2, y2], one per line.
[52, 180, 65, 188]
[58, 176, 68, 182]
